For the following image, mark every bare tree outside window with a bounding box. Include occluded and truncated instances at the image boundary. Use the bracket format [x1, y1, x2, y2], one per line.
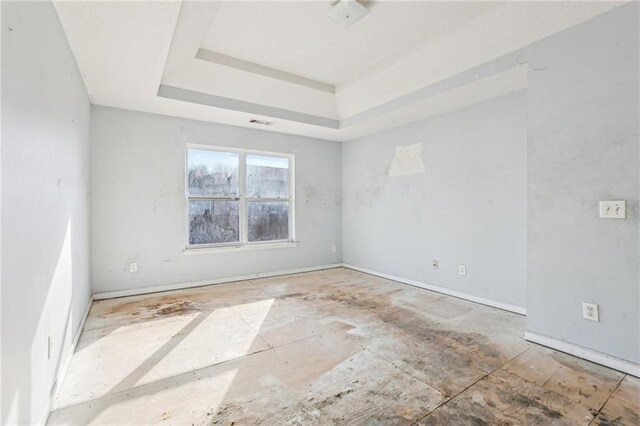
[187, 149, 238, 195]
[188, 200, 239, 244]
[248, 201, 289, 242]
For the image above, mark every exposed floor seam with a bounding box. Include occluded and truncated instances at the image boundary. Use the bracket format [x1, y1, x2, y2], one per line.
[233, 310, 274, 350]
[410, 346, 534, 425]
[587, 374, 626, 425]
[502, 351, 625, 416]
[359, 345, 444, 392]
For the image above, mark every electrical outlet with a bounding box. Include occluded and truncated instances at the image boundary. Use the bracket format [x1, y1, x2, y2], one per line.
[583, 303, 599, 322]
[458, 264, 466, 276]
[129, 262, 138, 273]
[331, 244, 337, 253]
[599, 200, 626, 219]
[432, 260, 439, 270]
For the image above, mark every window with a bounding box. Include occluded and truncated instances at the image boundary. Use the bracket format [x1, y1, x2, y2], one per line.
[186, 145, 294, 248]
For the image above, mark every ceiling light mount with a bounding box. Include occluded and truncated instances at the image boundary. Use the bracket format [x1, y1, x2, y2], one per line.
[326, 0, 370, 27]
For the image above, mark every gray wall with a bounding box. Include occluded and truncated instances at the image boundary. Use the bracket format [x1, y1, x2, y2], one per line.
[343, 1, 640, 365]
[526, 2, 639, 363]
[1, 2, 91, 425]
[342, 92, 528, 309]
[90, 107, 342, 294]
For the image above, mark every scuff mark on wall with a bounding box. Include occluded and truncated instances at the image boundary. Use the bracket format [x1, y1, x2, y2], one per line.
[304, 184, 339, 207]
[388, 143, 426, 177]
[304, 184, 323, 204]
[354, 172, 385, 208]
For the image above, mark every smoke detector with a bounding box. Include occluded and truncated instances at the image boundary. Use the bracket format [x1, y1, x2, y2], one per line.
[326, 0, 370, 27]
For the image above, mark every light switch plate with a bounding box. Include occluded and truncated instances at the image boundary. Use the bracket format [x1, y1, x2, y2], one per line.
[599, 200, 626, 218]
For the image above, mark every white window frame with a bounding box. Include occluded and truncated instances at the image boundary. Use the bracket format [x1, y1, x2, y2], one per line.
[184, 143, 295, 251]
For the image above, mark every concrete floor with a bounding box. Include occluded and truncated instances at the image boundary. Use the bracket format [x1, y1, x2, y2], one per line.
[48, 268, 639, 425]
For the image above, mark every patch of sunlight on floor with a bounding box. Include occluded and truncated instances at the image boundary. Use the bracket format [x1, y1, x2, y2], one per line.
[54, 298, 275, 414]
[229, 298, 277, 331]
[90, 368, 240, 425]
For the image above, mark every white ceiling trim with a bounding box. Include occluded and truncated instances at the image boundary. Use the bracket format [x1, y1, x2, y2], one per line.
[162, 1, 219, 81]
[342, 48, 527, 128]
[162, 1, 339, 120]
[163, 56, 339, 119]
[335, 1, 625, 118]
[339, 63, 528, 141]
[158, 84, 340, 129]
[196, 49, 335, 94]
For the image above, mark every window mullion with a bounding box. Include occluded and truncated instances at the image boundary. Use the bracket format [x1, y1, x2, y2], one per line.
[245, 197, 291, 202]
[287, 155, 295, 242]
[239, 151, 247, 245]
[188, 194, 240, 200]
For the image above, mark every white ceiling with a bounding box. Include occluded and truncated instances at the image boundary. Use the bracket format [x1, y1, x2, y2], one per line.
[53, 0, 625, 142]
[201, 1, 502, 86]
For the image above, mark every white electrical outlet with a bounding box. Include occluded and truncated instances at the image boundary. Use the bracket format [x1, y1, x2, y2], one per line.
[583, 303, 599, 322]
[331, 244, 337, 253]
[599, 200, 626, 219]
[432, 260, 439, 270]
[458, 264, 466, 276]
[129, 262, 138, 273]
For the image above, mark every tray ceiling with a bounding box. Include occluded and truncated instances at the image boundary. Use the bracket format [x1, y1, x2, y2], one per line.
[54, 0, 625, 142]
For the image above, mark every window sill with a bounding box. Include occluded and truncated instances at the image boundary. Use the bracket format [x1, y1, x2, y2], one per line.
[183, 241, 299, 255]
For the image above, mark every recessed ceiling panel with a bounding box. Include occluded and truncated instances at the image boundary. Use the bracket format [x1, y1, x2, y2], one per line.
[200, 1, 503, 86]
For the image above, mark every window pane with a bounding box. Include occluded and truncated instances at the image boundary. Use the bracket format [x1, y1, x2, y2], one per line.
[247, 201, 289, 242]
[246, 154, 289, 198]
[188, 199, 239, 244]
[187, 149, 239, 196]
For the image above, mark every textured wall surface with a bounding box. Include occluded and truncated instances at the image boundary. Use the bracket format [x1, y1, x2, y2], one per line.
[526, 2, 639, 363]
[90, 106, 342, 293]
[343, 92, 527, 309]
[342, 2, 639, 366]
[1, 2, 91, 424]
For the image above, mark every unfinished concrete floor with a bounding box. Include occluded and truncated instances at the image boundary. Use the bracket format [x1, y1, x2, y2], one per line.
[48, 268, 639, 425]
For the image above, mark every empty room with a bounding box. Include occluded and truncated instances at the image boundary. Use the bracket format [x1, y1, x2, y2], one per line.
[1, 0, 639, 425]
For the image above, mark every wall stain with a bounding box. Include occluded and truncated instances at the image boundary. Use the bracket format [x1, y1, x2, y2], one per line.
[354, 173, 384, 208]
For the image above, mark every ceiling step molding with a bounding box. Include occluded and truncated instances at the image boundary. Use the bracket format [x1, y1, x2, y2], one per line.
[196, 48, 335, 94]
